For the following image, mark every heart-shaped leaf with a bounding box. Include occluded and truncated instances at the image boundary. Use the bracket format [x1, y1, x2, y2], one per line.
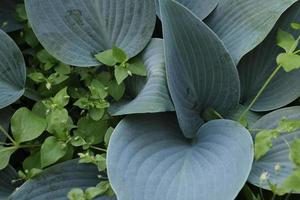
[0, 107, 14, 142]
[155, 0, 218, 20]
[205, 0, 297, 64]
[239, 2, 300, 112]
[109, 39, 174, 116]
[160, 0, 240, 138]
[107, 114, 254, 200]
[248, 107, 300, 191]
[0, 30, 26, 108]
[0, 165, 18, 199]
[9, 159, 116, 200]
[11, 107, 47, 144]
[0, 0, 23, 32]
[25, 0, 156, 67]
[0, 146, 17, 170]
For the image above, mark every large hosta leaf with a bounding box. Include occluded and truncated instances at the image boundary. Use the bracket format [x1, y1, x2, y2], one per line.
[107, 114, 254, 200]
[0, 107, 14, 142]
[155, 0, 218, 20]
[25, 0, 156, 67]
[109, 39, 174, 116]
[0, 30, 26, 109]
[160, 0, 240, 138]
[9, 159, 116, 200]
[205, 0, 297, 64]
[0, 0, 23, 32]
[0, 165, 18, 199]
[239, 2, 300, 112]
[248, 107, 300, 190]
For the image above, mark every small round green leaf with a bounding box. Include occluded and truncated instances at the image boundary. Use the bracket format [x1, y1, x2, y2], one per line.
[11, 107, 47, 144]
[0, 146, 17, 170]
[41, 136, 68, 168]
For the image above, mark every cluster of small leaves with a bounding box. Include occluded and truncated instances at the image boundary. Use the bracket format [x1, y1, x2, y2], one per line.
[254, 117, 300, 196]
[68, 180, 114, 200]
[254, 118, 300, 160]
[95, 46, 147, 85]
[276, 22, 300, 72]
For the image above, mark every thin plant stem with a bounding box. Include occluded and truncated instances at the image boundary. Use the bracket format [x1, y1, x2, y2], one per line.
[0, 142, 12, 146]
[0, 125, 16, 146]
[239, 65, 282, 121]
[18, 144, 41, 149]
[90, 146, 107, 152]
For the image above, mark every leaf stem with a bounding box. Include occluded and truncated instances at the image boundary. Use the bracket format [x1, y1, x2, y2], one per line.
[18, 144, 41, 149]
[0, 142, 13, 146]
[239, 65, 282, 121]
[0, 124, 16, 146]
[90, 146, 107, 152]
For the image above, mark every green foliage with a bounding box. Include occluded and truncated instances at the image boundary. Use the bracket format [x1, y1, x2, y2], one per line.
[95, 46, 147, 85]
[276, 28, 300, 72]
[68, 181, 112, 200]
[11, 107, 47, 144]
[254, 118, 300, 160]
[3, 0, 300, 200]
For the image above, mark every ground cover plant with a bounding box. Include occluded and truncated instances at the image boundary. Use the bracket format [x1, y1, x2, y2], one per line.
[1, 0, 300, 200]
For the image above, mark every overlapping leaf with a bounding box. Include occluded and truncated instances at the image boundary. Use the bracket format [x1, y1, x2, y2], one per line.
[239, 2, 300, 112]
[160, 0, 240, 138]
[0, 30, 26, 109]
[0, 165, 17, 199]
[248, 107, 300, 190]
[0, 0, 23, 32]
[155, 0, 218, 20]
[9, 160, 116, 200]
[25, 0, 156, 67]
[109, 39, 174, 116]
[107, 114, 253, 200]
[205, 0, 297, 64]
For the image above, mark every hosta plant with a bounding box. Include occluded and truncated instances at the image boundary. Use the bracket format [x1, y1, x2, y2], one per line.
[1, 0, 300, 200]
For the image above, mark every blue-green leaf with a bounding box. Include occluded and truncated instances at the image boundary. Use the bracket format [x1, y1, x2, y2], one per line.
[9, 159, 116, 200]
[0, 0, 23, 32]
[0, 165, 18, 199]
[25, 0, 156, 67]
[205, 0, 297, 64]
[109, 39, 174, 116]
[155, 0, 218, 20]
[160, 0, 240, 138]
[107, 114, 254, 200]
[239, 2, 300, 112]
[0, 30, 26, 109]
[248, 107, 300, 191]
